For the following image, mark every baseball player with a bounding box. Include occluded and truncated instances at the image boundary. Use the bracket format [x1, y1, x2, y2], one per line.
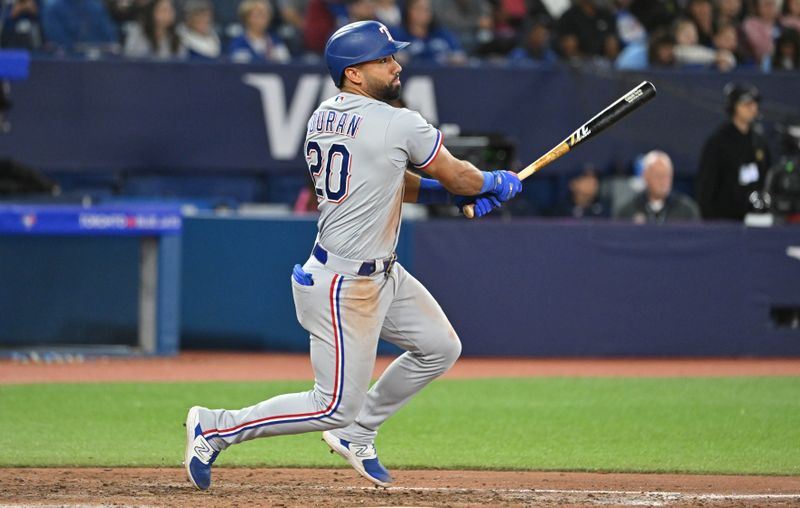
[184, 20, 521, 490]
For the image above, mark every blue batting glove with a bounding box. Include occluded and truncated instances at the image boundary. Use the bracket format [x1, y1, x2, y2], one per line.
[453, 193, 502, 218]
[473, 194, 502, 217]
[481, 170, 522, 202]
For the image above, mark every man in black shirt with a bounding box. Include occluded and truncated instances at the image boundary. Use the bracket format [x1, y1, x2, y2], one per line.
[695, 82, 772, 220]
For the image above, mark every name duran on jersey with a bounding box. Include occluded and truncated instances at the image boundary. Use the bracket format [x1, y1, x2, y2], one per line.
[307, 109, 364, 139]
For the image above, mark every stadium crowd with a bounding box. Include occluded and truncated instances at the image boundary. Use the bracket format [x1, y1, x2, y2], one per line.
[1, 0, 797, 223]
[1, 0, 798, 71]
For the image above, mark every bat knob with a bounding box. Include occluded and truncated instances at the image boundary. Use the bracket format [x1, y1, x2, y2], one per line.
[463, 203, 475, 219]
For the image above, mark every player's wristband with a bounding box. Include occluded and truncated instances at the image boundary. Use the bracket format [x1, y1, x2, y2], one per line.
[416, 178, 451, 204]
[479, 171, 497, 194]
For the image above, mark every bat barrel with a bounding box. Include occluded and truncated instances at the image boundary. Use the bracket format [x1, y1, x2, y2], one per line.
[573, 81, 657, 148]
[463, 81, 657, 219]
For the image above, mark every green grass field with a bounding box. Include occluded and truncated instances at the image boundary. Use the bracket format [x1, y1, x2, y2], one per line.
[1, 378, 798, 475]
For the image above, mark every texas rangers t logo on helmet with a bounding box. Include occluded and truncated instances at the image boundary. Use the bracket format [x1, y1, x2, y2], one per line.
[378, 24, 395, 42]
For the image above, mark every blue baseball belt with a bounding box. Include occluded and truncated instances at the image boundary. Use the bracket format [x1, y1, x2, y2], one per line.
[313, 243, 396, 276]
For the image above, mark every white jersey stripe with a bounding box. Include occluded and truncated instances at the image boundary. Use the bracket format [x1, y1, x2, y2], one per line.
[413, 129, 443, 169]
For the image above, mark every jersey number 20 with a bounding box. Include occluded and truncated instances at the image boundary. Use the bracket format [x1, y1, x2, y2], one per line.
[306, 142, 351, 203]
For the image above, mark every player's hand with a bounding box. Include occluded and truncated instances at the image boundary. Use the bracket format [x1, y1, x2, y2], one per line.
[453, 194, 502, 218]
[487, 170, 522, 202]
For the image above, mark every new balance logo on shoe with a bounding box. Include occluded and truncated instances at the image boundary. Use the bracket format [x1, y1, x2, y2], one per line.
[350, 443, 375, 459]
[353, 444, 373, 458]
[194, 439, 214, 462]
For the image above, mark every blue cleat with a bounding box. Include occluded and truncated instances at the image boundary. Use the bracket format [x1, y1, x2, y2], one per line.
[184, 406, 219, 491]
[322, 430, 393, 487]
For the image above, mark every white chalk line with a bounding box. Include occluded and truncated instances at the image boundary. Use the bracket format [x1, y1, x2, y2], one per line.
[322, 485, 800, 501]
[204, 481, 800, 501]
[3, 486, 798, 507]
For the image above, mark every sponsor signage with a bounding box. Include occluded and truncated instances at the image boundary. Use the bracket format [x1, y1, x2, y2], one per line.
[0, 205, 182, 235]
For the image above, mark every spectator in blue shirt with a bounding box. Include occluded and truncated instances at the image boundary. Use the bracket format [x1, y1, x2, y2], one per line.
[508, 18, 558, 67]
[390, 0, 466, 65]
[228, 0, 290, 63]
[41, 0, 119, 54]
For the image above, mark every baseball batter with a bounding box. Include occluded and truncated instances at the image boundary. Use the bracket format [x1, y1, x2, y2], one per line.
[185, 20, 521, 490]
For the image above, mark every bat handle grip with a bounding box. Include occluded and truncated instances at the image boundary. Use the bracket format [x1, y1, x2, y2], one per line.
[462, 143, 569, 219]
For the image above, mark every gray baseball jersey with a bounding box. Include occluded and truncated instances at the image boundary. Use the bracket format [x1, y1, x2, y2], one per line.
[307, 93, 443, 260]
[196, 92, 459, 454]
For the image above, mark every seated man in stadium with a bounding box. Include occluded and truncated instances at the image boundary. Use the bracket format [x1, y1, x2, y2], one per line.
[552, 166, 610, 219]
[615, 150, 700, 224]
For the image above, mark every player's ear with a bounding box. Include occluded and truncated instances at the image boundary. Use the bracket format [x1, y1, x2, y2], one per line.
[343, 66, 363, 86]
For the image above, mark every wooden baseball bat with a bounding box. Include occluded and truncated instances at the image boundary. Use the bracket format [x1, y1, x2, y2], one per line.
[464, 81, 657, 219]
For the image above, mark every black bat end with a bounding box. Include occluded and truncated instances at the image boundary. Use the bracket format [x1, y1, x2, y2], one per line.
[639, 81, 657, 99]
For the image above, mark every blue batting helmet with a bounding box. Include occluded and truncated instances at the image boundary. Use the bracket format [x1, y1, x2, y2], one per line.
[324, 21, 409, 87]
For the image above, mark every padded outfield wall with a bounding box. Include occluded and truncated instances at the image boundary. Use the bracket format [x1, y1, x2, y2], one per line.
[2, 216, 798, 356]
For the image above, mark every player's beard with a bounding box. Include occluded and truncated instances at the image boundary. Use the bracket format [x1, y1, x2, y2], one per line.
[379, 80, 402, 103]
[368, 74, 401, 103]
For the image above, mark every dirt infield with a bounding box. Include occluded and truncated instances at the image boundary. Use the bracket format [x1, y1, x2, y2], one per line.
[1, 468, 799, 507]
[2, 353, 799, 507]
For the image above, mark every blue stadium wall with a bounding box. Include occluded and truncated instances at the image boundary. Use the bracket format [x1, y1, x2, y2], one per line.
[2, 216, 799, 356]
